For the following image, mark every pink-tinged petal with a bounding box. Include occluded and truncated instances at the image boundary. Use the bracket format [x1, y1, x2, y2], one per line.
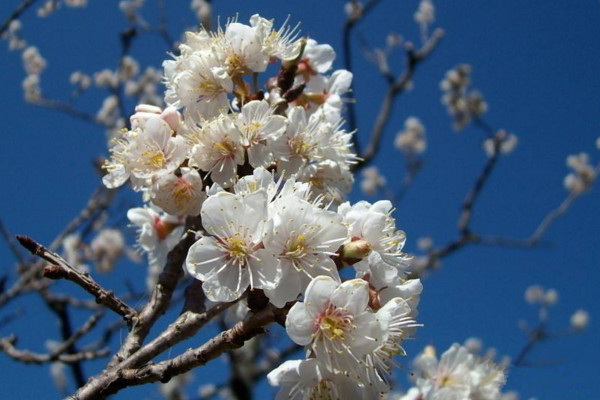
[185, 236, 226, 279]
[330, 279, 369, 315]
[144, 116, 171, 148]
[303, 276, 338, 316]
[161, 106, 181, 131]
[285, 302, 315, 345]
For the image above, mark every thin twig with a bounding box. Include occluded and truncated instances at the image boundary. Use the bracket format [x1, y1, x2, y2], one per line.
[0, 0, 37, 38]
[356, 29, 444, 168]
[16, 235, 136, 323]
[0, 335, 109, 364]
[0, 219, 27, 265]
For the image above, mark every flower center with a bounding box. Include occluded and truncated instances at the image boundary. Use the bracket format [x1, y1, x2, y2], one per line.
[214, 140, 236, 156]
[172, 178, 194, 209]
[226, 235, 249, 266]
[286, 233, 307, 258]
[317, 304, 353, 341]
[244, 121, 263, 142]
[141, 149, 167, 169]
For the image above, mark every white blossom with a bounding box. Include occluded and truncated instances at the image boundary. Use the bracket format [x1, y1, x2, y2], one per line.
[103, 115, 188, 189]
[286, 276, 385, 375]
[262, 195, 347, 307]
[185, 190, 279, 302]
[188, 115, 245, 188]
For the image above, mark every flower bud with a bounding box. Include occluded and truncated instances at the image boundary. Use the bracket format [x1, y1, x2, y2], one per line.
[340, 238, 371, 260]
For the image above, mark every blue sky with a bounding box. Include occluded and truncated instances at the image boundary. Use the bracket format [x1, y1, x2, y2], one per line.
[0, 1, 599, 399]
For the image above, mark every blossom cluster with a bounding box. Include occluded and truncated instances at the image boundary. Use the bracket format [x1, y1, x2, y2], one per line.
[99, 14, 426, 397]
[400, 343, 507, 400]
[440, 64, 488, 130]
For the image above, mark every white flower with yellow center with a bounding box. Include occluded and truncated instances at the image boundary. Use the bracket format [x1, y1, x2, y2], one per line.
[249, 14, 302, 61]
[103, 115, 187, 190]
[185, 189, 279, 302]
[262, 195, 347, 307]
[267, 358, 372, 400]
[286, 276, 385, 375]
[163, 49, 232, 123]
[188, 115, 245, 188]
[236, 100, 287, 168]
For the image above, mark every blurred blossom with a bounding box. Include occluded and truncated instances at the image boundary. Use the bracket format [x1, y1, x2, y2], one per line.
[464, 337, 483, 354]
[386, 32, 403, 48]
[94, 69, 119, 88]
[90, 228, 125, 273]
[70, 71, 91, 89]
[564, 152, 596, 195]
[524, 285, 544, 304]
[544, 288, 558, 305]
[441, 64, 487, 130]
[22, 74, 42, 102]
[2, 20, 27, 50]
[525, 285, 559, 306]
[360, 166, 387, 195]
[344, 1, 363, 21]
[37, 0, 59, 17]
[191, 0, 212, 30]
[416, 236, 433, 252]
[22, 46, 47, 75]
[570, 309, 589, 330]
[119, 0, 145, 21]
[395, 116, 426, 155]
[50, 362, 67, 393]
[96, 95, 120, 126]
[159, 371, 192, 400]
[119, 55, 140, 81]
[483, 130, 518, 157]
[414, 0, 435, 26]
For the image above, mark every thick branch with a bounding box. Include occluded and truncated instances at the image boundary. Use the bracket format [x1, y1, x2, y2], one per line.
[70, 304, 290, 399]
[108, 219, 200, 367]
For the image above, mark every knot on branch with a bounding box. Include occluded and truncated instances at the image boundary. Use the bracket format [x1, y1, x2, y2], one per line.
[43, 264, 67, 279]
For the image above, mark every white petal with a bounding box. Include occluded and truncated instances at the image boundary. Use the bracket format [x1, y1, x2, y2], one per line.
[285, 302, 314, 345]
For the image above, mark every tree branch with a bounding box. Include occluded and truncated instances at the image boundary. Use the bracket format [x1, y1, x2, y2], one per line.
[0, 0, 37, 38]
[356, 29, 444, 168]
[15, 235, 136, 323]
[70, 304, 290, 399]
